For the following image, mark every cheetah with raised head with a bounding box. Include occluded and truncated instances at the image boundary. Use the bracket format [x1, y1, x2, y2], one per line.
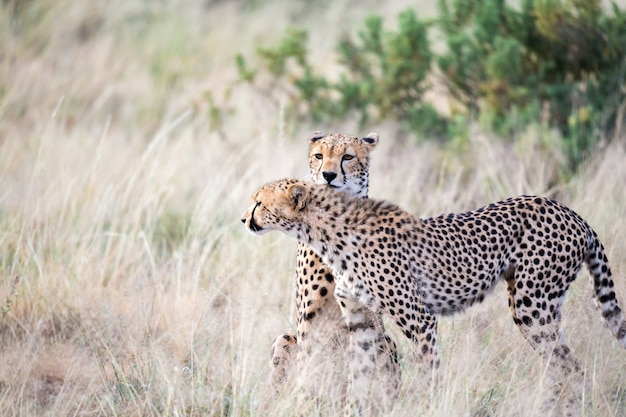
[243, 179, 626, 416]
[270, 132, 401, 411]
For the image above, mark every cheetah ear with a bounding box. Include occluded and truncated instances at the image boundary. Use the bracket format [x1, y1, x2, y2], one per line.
[308, 131, 325, 144]
[361, 132, 379, 146]
[288, 184, 308, 212]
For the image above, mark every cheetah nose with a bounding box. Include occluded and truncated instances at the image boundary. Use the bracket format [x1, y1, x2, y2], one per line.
[241, 218, 245, 224]
[322, 171, 337, 183]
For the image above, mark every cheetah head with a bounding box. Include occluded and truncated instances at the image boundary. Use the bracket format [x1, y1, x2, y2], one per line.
[241, 179, 309, 236]
[308, 131, 378, 197]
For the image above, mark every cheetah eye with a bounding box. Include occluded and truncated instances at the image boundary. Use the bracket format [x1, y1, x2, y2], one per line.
[314, 153, 323, 160]
[342, 154, 354, 161]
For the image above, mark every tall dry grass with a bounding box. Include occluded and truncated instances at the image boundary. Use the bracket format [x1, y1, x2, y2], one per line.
[1, 1, 625, 416]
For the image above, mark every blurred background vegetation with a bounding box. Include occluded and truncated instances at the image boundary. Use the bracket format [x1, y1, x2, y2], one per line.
[3, 0, 625, 175]
[237, 0, 626, 172]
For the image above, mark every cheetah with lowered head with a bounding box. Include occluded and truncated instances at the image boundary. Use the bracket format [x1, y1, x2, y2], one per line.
[270, 132, 401, 410]
[243, 178, 626, 416]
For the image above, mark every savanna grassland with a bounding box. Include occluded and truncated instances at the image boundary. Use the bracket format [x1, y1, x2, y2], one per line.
[1, 1, 625, 416]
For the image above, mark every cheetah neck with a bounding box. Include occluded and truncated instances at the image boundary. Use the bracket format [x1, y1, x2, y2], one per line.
[293, 188, 351, 246]
[290, 185, 394, 271]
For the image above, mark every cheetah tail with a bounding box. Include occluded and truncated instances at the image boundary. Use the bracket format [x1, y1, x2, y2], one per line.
[585, 234, 626, 348]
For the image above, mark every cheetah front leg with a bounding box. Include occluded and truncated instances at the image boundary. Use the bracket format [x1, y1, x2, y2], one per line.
[411, 301, 440, 374]
[270, 333, 298, 389]
[334, 284, 401, 416]
[402, 299, 440, 400]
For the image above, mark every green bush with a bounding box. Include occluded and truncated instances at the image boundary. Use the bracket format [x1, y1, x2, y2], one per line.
[437, 0, 626, 168]
[236, 10, 447, 138]
[237, 0, 626, 170]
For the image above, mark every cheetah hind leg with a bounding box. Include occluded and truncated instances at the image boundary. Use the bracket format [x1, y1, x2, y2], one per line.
[270, 334, 298, 390]
[506, 277, 582, 417]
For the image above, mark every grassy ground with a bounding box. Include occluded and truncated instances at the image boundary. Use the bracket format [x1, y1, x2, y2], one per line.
[1, 1, 625, 416]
